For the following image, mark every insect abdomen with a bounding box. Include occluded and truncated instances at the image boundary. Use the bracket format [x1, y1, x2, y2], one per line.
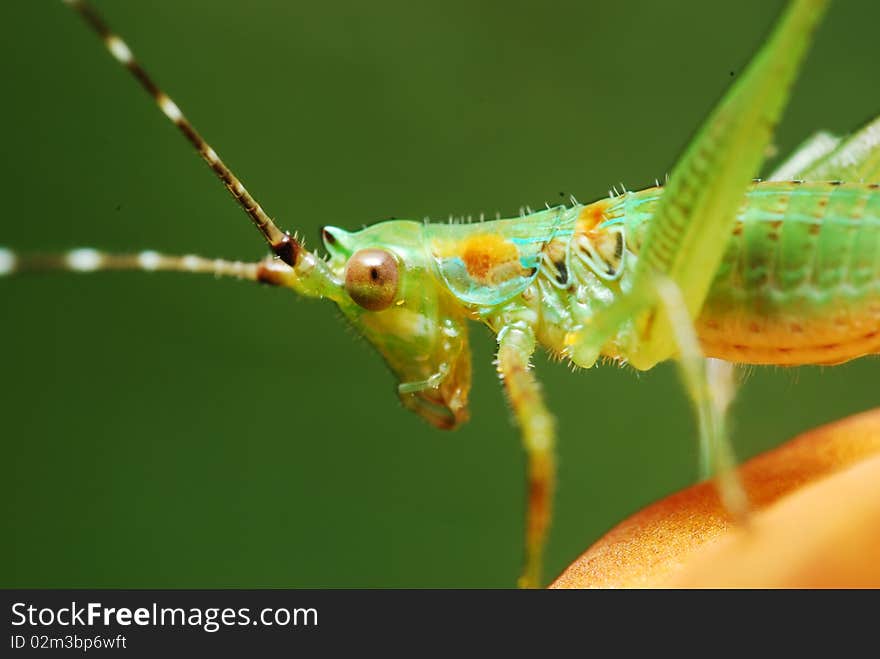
[698, 181, 880, 365]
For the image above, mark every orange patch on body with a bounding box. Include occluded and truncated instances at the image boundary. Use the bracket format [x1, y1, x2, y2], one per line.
[576, 201, 610, 233]
[460, 233, 521, 284]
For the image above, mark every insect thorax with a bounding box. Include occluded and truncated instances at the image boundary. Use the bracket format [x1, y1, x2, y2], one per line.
[425, 192, 657, 365]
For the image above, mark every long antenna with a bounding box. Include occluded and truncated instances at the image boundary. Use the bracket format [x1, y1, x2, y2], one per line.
[0, 246, 297, 287]
[62, 0, 301, 267]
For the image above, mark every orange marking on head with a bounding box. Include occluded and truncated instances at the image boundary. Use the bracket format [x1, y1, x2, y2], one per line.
[460, 233, 520, 283]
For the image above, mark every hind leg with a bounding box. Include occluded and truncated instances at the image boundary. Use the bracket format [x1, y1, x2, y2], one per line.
[653, 278, 748, 519]
[567, 277, 748, 519]
[798, 115, 880, 182]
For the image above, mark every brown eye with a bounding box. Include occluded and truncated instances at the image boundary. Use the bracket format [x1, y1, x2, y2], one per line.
[344, 248, 399, 311]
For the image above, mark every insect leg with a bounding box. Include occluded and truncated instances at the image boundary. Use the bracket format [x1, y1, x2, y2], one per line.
[567, 0, 829, 367]
[653, 278, 749, 520]
[496, 323, 556, 588]
[767, 131, 841, 181]
[702, 358, 740, 480]
[797, 114, 880, 183]
[565, 288, 651, 368]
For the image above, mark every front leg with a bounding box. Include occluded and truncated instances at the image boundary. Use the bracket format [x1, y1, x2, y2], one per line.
[496, 322, 556, 589]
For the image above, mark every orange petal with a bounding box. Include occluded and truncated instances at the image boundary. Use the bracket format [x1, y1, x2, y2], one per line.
[550, 409, 880, 588]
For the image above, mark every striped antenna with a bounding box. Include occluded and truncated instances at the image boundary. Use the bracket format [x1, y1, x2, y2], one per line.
[62, 0, 301, 267]
[0, 246, 297, 287]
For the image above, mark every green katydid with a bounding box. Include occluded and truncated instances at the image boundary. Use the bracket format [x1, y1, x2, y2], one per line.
[5, 0, 879, 587]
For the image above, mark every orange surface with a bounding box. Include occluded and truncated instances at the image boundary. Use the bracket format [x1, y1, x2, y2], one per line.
[550, 408, 880, 588]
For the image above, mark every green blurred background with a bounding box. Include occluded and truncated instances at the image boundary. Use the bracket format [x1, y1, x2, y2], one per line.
[2, 1, 879, 588]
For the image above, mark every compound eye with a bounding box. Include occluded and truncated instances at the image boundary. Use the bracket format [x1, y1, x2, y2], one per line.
[344, 248, 400, 311]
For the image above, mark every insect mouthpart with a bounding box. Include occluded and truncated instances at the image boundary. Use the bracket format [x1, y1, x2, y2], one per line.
[397, 352, 472, 431]
[400, 385, 468, 431]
